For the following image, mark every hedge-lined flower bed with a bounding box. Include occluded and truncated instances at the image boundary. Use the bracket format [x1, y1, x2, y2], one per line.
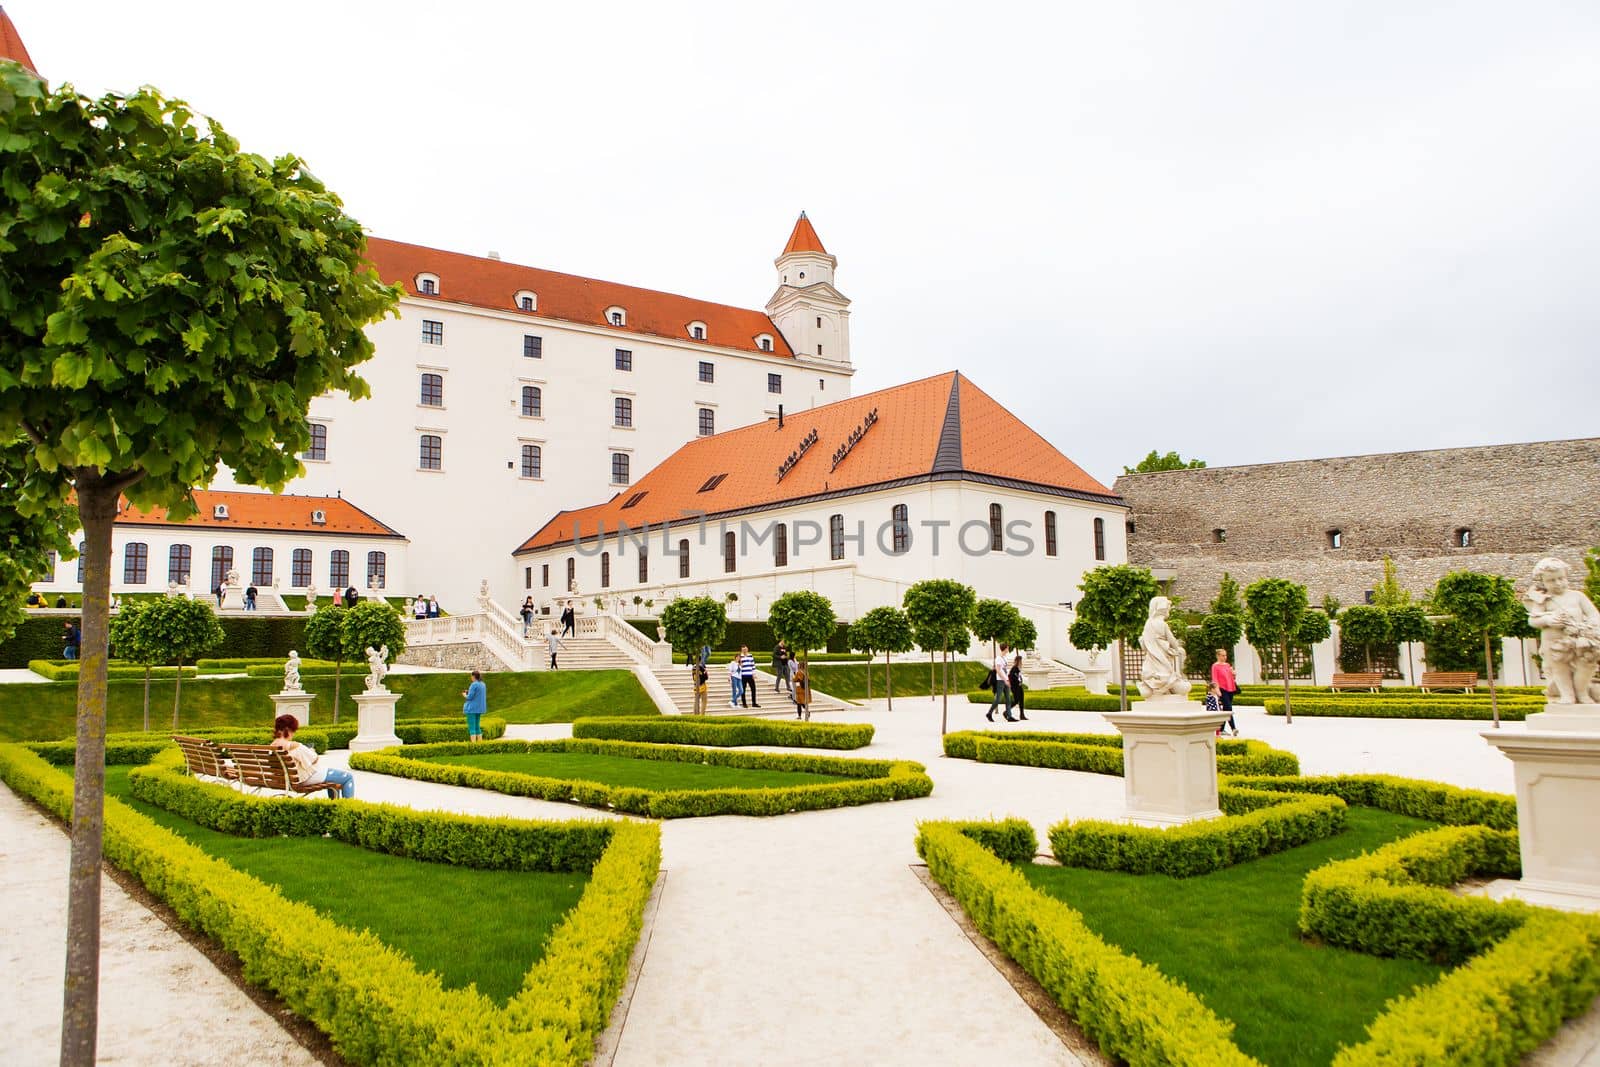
[965, 687, 1139, 711]
[943, 730, 1300, 777]
[23, 717, 508, 763]
[351, 738, 932, 818]
[1222, 773, 1518, 830]
[1262, 697, 1541, 720]
[196, 656, 336, 675]
[0, 743, 660, 1065]
[28, 659, 197, 681]
[571, 716, 874, 750]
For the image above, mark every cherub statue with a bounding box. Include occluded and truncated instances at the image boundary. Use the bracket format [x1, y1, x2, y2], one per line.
[283, 650, 303, 692]
[1522, 557, 1600, 705]
[225, 567, 241, 589]
[1137, 596, 1193, 699]
[364, 645, 390, 692]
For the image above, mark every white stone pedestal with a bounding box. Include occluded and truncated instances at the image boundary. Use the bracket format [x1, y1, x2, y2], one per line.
[270, 690, 314, 727]
[349, 690, 403, 752]
[220, 585, 244, 611]
[1080, 665, 1111, 695]
[1104, 696, 1231, 825]
[1482, 704, 1600, 913]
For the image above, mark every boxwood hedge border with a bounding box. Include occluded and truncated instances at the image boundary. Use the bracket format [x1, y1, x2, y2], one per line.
[942, 730, 1300, 777]
[571, 716, 874, 750]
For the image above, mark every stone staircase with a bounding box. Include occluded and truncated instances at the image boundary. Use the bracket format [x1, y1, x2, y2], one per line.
[550, 633, 638, 672]
[649, 662, 854, 717]
[1024, 653, 1087, 690]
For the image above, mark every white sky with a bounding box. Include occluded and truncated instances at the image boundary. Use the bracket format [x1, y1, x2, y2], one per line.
[17, 1, 1600, 487]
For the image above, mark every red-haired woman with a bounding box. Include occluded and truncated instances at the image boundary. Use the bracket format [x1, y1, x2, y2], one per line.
[270, 714, 356, 798]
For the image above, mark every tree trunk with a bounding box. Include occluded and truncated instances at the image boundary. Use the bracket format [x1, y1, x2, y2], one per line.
[61, 479, 118, 1067]
[1406, 642, 1415, 685]
[1117, 637, 1128, 712]
[1282, 637, 1294, 724]
[142, 666, 151, 733]
[928, 651, 934, 701]
[865, 653, 872, 701]
[1485, 631, 1500, 729]
[1364, 645, 1372, 673]
[940, 644, 950, 735]
[171, 656, 184, 728]
[885, 650, 893, 711]
[332, 659, 343, 723]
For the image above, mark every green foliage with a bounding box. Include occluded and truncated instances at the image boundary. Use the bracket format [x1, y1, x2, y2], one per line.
[1211, 573, 1244, 616]
[1076, 565, 1159, 644]
[938, 817, 1039, 864]
[571, 716, 873, 750]
[1242, 578, 1309, 651]
[626, 617, 850, 654]
[848, 607, 913, 658]
[1200, 611, 1243, 654]
[107, 599, 158, 667]
[901, 579, 976, 650]
[0, 612, 312, 668]
[971, 598, 1022, 650]
[658, 596, 728, 663]
[0, 443, 74, 644]
[1009, 615, 1038, 651]
[1220, 774, 1517, 829]
[1587, 547, 1600, 607]
[132, 595, 226, 666]
[1426, 614, 1505, 674]
[28, 660, 195, 682]
[1122, 449, 1208, 474]
[941, 730, 1299, 777]
[1338, 604, 1392, 670]
[1295, 609, 1332, 648]
[300, 604, 348, 664]
[352, 739, 933, 819]
[965, 686, 1134, 712]
[1371, 556, 1411, 609]
[1067, 616, 1111, 654]
[1387, 604, 1433, 645]
[1431, 571, 1519, 686]
[1048, 788, 1348, 878]
[807, 660, 988, 700]
[767, 590, 836, 660]
[915, 822, 1254, 1067]
[342, 600, 408, 663]
[1261, 697, 1536, 721]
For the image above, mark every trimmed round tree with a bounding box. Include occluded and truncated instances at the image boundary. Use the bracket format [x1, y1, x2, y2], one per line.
[1338, 604, 1392, 673]
[1296, 609, 1333, 685]
[342, 601, 407, 717]
[107, 599, 158, 732]
[903, 579, 977, 734]
[1068, 616, 1112, 663]
[659, 596, 727, 666]
[1199, 610, 1243, 659]
[301, 605, 350, 721]
[1076, 564, 1159, 711]
[850, 606, 914, 709]
[0, 70, 398, 1058]
[133, 596, 225, 729]
[1433, 571, 1518, 727]
[768, 590, 837, 673]
[1387, 604, 1433, 683]
[972, 598, 1022, 659]
[1244, 578, 1309, 723]
[1010, 615, 1038, 653]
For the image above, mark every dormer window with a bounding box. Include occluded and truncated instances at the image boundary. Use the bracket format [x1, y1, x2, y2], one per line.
[756, 334, 774, 352]
[415, 272, 440, 295]
[688, 321, 707, 341]
[311, 509, 327, 526]
[514, 290, 537, 312]
[606, 306, 626, 327]
[213, 504, 230, 520]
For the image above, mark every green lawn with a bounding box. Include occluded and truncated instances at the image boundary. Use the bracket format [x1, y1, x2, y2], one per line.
[0, 668, 656, 742]
[807, 659, 989, 700]
[420, 750, 848, 791]
[1021, 807, 1444, 1066]
[104, 767, 587, 1003]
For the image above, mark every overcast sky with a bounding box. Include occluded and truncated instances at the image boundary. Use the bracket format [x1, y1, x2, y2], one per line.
[18, 2, 1599, 487]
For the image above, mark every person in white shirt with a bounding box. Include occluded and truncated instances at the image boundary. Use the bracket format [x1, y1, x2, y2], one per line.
[727, 656, 743, 708]
[270, 714, 355, 798]
[988, 644, 1015, 722]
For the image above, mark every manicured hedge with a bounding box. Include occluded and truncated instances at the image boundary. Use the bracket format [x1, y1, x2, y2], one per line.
[25, 737, 173, 766]
[0, 743, 661, 1065]
[943, 730, 1300, 778]
[197, 657, 335, 675]
[351, 738, 932, 818]
[0, 613, 309, 667]
[916, 821, 1257, 1066]
[28, 660, 198, 681]
[1262, 697, 1540, 721]
[571, 716, 874, 750]
[965, 687, 1137, 712]
[1048, 786, 1348, 877]
[26, 718, 508, 764]
[1223, 774, 1518, 830]
[937, 816, 1040, 864]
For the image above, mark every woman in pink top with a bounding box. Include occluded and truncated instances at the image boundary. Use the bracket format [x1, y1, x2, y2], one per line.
[1210, 649, 1239, 736]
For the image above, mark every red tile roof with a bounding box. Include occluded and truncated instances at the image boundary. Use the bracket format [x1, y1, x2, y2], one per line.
[781, 212, 827, 256]
[516, 372, 1120, 552]
[0, 7, 38, 74]
[364, 237, 795, 358]
[117, 490, 405, 539]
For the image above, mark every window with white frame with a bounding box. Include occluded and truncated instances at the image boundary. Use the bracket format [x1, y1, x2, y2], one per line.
[420, 372, 443, 407]
[419, 434, 442, 470]
[614, 397, 632, 427]
[523, 334, 542, 358]
[303, 422, 327, 461]
[123, 542, 148, 585]
[168, 543, 192, 585]
[291, 548, 312, 587]
[767, 373, 782, 394]
[698, 361, 714, 383]
[329, 549, 349, 588]
[521, 444, 542, 479]
[698, 408, 715, 436]
[521, 385, 542, 417]
[421, 319, 443, 345]
[367, 551, 387, 589]
[615, 349, 632, 372]
[251, 547, 273, 586]
[514, 290, 537, 312]
[611, 452, 630, 485]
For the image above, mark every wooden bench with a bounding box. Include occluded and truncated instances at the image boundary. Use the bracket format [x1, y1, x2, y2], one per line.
[1330, 673, 1384, 693]
[1420, 671, 1478, 694]
[225, 743, 340, 799]
[171, 735, 237, 784]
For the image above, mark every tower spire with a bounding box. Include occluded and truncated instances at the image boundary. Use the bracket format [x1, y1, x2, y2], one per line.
[782, 211, 827, 256]
[0, 7, 39, 75]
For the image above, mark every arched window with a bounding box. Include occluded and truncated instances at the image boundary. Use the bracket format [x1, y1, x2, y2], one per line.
[212, 546, 235, 591]
[419, 434, 442, 470]
[698, 408, 715, 436]
[774, 524, 788, 567]
[251, 547, 273, 586]
[829, 514, 845, 560]
[724, 531, 736, 573]
[419, 372, 443, 407]
[302, 422, 327, 461]
[600, 552, 611, 588]
[566, 557, 576, 590]
[168, 544, 192, 585]
[614, 397, 632, 426]
[989, 503, 1004, 552]
[521, 444, 542, 479]
[366, 551, 387, 589]
[891, 504, 910, 554]
[1044, 511, 1058, 557]
[611, 453, 630, 485]
[679, 538, 691, 578]
[521, 386, 542, 417]
[123, 542, 148, 585]
[415, 272, 439, 295]
[328, 549, 349, 589]
[1093, 517, 1106, 561]
[291, 548, 312, 587]
[638, 545, 648, 583]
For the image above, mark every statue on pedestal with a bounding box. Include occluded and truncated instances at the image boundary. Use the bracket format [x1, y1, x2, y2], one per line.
[304, 582, 319, 613]
[364, 645, 390, 693]
[167, 579, 181, 599]
[478, 578, 491, 606]
[1523, 558, 1600, 705]
[1136, 596, 1192, 700]
[225, 567, 241, 590]
[283, 651, 303, 693]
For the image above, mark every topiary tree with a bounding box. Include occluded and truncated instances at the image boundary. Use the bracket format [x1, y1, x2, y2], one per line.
[1338, 604, 1392, 673]
[1009, 615, 1038, 653]
[1500, 598, 1539, 685]
[850, 606, 914, 709]
[972, 598, 1022, 661]
[1076, 564, 1159, 712]
[1387, 604, 1433, 683]
[1199, 611, 1243, 658]
[132, 596, 225, 729]
[1068, 616, 1111, 662]
[302, 605, 349, 721]
[913, 622, 945, 699]
[769, 590, 837, 681]
[342, 601, 406, 718]
[1433, 571, 1518, 727]
[1244, 578, 1309, 723]
[660, 596, 727, 666]
[0, 68, 399, 1059]
[1296, 609, 1333, 685]
[903, 579, 977, 734]
[107, 599, 158, 731]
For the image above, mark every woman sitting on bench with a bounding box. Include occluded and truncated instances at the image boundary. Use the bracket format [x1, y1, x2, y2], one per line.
[270, 714, 356, 799]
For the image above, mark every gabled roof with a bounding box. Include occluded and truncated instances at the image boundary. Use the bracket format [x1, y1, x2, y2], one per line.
[781, 212, 827, 256]
[365, 237, 795, 358]
[117, 490, 406, 539]
[516, 372, 1121, 552]
[0, 7, 38, 74]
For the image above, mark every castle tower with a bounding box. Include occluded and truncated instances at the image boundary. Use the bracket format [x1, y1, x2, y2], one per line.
[766, 212, 851, 367]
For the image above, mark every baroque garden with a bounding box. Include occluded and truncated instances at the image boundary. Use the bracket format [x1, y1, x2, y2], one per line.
[2, 11, 1600, 1067]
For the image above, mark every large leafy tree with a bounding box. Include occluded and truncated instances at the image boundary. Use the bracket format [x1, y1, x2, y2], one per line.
[903, 579, 976, 734]
[659, 596, 727, 666]
[0, 70, 398, 1059]
[1076, 564, 1158, 711]
[1243, 578, 1309, 723]
[971, 598, 1022, 658]
[1338, 604, 1392, 673]
[1433, 571, 1518, 728]
[0, 439, 75, 641]
[768, 590, 837, 672]
[1009, 615, 1038, 652]
[1122, 449, 1206, 474]
[850, 606, 914, 708]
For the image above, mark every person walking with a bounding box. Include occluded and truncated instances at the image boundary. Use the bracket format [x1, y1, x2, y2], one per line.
[546, 627, 567, 669]
[461, 670, 487, 742]
[987, 643, 1013, 722]
[727, 656, 743, 708]
[738, 645, 759, 708]
[1211, 648, 1240, 736]
[245, 584, 258, 611]
[560, 602, 576, 637]
[270, 714, 355, 797]
[344, 584, 359, 608]
[62, 621, 80, 661]
[1205, 682, 1237, 738]
[692, 660, 710, 716]
[792, 659, 813, 721]
[520, 597, 536, 638]
[414, 596, 428, 620]
[1009, 654, 1028, 721]
[771, 641, 792, 694]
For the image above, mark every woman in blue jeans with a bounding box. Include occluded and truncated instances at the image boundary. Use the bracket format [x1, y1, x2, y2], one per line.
[270, 714, 356, 798]
[461, 669, 487, 741]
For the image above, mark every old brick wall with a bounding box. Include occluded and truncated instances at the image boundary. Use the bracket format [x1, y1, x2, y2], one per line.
[1113, 438, 1600, 604]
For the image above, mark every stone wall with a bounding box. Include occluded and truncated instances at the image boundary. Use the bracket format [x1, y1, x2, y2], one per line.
[1114, 438, 1600, 605]
[396, 641, 506, 673]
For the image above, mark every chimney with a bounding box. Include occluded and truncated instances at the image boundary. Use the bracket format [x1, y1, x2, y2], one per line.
[778, 404, 784, 429]
[487, 250, 501, 260]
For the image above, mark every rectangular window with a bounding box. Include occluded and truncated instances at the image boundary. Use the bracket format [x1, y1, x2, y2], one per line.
[614, 397, 632, 427]
[698, 361, 714, 383]
[767, 373, 782, 394]
[419, 434, 442, 470]
[615, 349, 632, 371]
[329, 549, 349, 589]
[303, 423, 327, 461]
[601, 552, 611, 588]
[421, 319, 444, 345]
[123, 542, 148, 585]
[525, 566, 532, 590]
[1093, 517, 1106, 561]
[638, 547, 648, 583]
[891, 504, 910, 554]
[419, 372, 443, 407]
[523, 334, 542, 358]
[251, 546, 273, 587]
[291, 548, 312, 587]
[210, 545, 234, 592]
[698, 408, 715, 436]
[521, 443, 542, 479]
[542, 564, 550, 588]
[774, 524, 788, 567]
[829, 514, 845, 561]
[366, 551, 387, 589]
[521, 385, 542, 417]
[679, 539, 690, 578]
[1044, 511, 1058, 557]
[723, 531, 736, 573]
[168, 543, 192, 585]
[77, 541, 85, 583]
[611, 452, 630, 485]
